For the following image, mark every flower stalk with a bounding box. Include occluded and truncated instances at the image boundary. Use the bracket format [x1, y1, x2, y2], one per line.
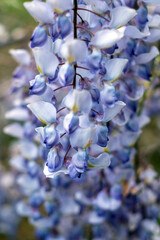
[73, 0, 78, 88]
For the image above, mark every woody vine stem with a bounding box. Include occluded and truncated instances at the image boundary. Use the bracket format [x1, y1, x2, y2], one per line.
[73, 0, 77, 88]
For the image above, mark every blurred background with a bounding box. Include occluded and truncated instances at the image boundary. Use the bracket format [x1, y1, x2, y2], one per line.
[0, 0, 160, 239]
[0, 0, 36, 166]
[0, 1, 36, 239]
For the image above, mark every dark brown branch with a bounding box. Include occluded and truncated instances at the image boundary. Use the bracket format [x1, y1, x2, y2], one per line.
[73, 0, 78, 88]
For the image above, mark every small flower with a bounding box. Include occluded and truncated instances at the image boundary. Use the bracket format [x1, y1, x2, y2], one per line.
[46, 149, 63, 172]
[58, 63, 75, 86]
[96, 125, 108, 147]
[63, 89, 92, 113]
[29, 75, 46, 95]
[63, 112, 79, 134]
[58, 15, 72, 39]
[36, 125, 59, 149]
[30, 25, 48, 48]
[100, 84, 117, 108]
[71, 150, 88, 175]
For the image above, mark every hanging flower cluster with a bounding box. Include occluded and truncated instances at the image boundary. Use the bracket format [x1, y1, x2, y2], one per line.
[3, 0, 160, 239]
[8, 0, 155, 180]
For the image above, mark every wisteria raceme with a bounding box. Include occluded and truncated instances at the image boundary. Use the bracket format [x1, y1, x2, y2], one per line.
[22, 0, 160, 180]
[3, 0, 160, 239]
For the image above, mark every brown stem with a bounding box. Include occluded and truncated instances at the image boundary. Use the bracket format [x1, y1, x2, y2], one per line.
[59, 62, 65, 66]
[77, 13, 84, 23]
[76, 25, 94, 36]
[77, 65, 90, 71]
[53, 84, 73, 92]
[57, 107, 66, 113]
[60, 133, 66, 138]
[77, 65, 104, 76]
[73, 0, 78, 89]
[75, 8, 110, 22]
[91, 109, 102, 115]
[76, 73, 86, 81]
[80, 39, 91, 43]
[64, 145, 71, 159]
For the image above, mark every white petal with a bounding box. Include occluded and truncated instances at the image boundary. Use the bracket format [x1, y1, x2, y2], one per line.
[94, 191, 121, 211]
[5, 108, 29, 121]
[9, 49, 31, 66]
[75, 191, 91, 206]
[70, 127, 97, 148]
[125, 25, 150, 39]
[104, 58, 128, 82]
[61, 197, 80, 215]
[27, 101, 56, 124]
[30, 217, 53, 229]
[148, 14, 160, 28]
[35, 126, 45, 144]
[144, 29, 160, 43]
[107, 135, 121, 151]
[19, 140, 38, 159]
[109, 6, 137, 29]
[136, 115, 150, 128]
[121, 131, 141, 147]
[16, 201, 32, 217]
[88, 212, 105, 224]
[17, 175, 39, 195]
[10, 155, 26, 172]
[33, 47, 59, 77]
[84, 0, 108, 13]
[61, 39, 88, 63]
[77, 4, 99, 28]
[43, 164, 68, 178]
[63, 89, 92, 113]
[127, 85, 145, 101]
[24, 1, 54, 24]
[91, 28, 124, 49]
[89, 144, 104, 156]
[79, 114, 90, 128]
[135, 46, 159, 64]
[47, 0, 72, 13]
[39, 85, 54, 103]
[88, 153, 110, 169]
[53, 38, 63, 55]
[4, 123, 24, 139]
[101, 101, 126, 122]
